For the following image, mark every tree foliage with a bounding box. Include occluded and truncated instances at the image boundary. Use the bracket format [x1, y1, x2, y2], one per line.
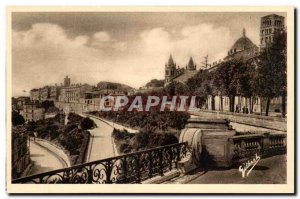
[12, 111, 25, 126]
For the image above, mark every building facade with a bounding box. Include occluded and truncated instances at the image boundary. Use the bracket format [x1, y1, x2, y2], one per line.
[49, 85, 61, 101]
[30, 89, 40, 101]
[260, 14, 285, 48]
[21, 102, 45, 122]
[163, 14, 286, 116]
[164, 55, 198, 85]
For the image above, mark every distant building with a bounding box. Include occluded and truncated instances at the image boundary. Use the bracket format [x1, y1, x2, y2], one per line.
[162, 14, 286, 115]
[49, 85, 61, 101]
[64, 75, 71, 87]
[208, 28, 259, 72]
[21, 102, 45, 122]
[136, 86, 164, 94]
[59, 76, 93, 103]
[39, 86, 50, 101]
[205, 14, 286, 115]
[30, 89, 40, 101]
[12, 96, 30, 112]
[164, 55, 198, 85]
[260, 14, 285, 48]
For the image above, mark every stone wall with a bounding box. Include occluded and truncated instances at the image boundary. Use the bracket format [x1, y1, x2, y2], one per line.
[35, 138, 71, 167]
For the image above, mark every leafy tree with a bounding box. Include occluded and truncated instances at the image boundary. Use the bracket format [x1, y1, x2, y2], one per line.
[253, 30, 287, 116]
[12, 111, 25, 126]
[80, 117, 95, 130]
[41, 100, 54, 111]
[145, 79, 165, 87]
[165, 81, 189, 96]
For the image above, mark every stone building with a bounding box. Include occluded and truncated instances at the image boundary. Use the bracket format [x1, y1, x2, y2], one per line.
[163, 14, 286, 116]
[205, 14, 286, 115]
[49, 84, 61, 101]
[39, 86, 50, 101]
[164, 55, 198, 85]
[59, 76, 93, 103]
[30, 89, 40, 101]
[260, 14, 285, 48]
[21, 102, 45, 122]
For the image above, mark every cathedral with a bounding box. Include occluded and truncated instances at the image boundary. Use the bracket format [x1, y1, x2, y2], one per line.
[164, 14, 286, 116]
[164, 55, 197, 86]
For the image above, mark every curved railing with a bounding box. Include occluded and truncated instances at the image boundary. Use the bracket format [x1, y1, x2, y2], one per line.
[12, 142, 189, 184]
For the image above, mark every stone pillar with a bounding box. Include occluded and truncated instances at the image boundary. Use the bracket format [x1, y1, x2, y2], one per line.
[179, 118, 236, 174]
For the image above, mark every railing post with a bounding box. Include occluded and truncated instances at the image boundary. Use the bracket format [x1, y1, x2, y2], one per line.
[169, 147, 173, 171]
[149, 151, 153, 178]
[122, 157, 128, 183]
[87, 165, 93, 184]
[136, 154, 141, 183]
[159, 149, 164, 176]
[106, 160, 112, 184]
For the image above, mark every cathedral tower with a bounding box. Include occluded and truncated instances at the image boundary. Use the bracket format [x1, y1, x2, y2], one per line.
[165, 55, 177, 84]
[187, 57, 196, 71]
[260, 14, 285, 48]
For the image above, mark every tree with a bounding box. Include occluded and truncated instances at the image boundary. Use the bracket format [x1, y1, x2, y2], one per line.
[253, 30, 287, 116]
[41, 100, 54, 111]
[213, 60, 244, 112]
[164, 81, 189, 96]
[145, 79, 165, 87]
[187, 70, 215, 109]
[80, 117, 95, 130]
[12, 111, 25, 126]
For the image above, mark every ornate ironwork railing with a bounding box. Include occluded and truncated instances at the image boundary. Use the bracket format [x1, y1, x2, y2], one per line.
[12, 142, 189, 184]
[231, 133, 286, 164]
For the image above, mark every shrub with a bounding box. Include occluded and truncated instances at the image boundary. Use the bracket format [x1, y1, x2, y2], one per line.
[12, 111, 25, 126]
[119, 143, 133, 154]
[80, 117, 95, 130]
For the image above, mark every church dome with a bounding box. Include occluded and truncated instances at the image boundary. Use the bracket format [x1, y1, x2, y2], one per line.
[229, 29, 254, 54]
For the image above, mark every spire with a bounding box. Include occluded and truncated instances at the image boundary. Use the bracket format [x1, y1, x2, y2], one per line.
[187, 57, 196, 70]
[243, 28, 246, 37]
[167, 54, 175, 67]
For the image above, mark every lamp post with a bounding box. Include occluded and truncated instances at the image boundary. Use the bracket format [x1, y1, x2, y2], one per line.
[113, 113, 119, 129]
[33, 131, 38, 142]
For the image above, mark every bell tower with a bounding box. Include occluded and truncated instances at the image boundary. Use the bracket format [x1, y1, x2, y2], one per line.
[165, 54, 176, 84]
[260, 14, 285, 48]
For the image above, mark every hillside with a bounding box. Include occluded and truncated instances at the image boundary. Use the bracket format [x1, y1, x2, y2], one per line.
[97, 81, 133, 92]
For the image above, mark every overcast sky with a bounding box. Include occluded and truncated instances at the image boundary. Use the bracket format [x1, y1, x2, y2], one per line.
[12, 12, 286, 97]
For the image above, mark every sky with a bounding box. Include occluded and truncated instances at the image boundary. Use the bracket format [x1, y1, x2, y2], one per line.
[11, 11, 286, 97]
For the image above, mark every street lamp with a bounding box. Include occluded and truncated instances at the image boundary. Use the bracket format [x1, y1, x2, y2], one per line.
[33, 131, 38, 142]
[113, 113, 119, 129]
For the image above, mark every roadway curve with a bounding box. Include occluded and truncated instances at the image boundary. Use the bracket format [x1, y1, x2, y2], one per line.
[27, 140, 67, 176]
[84, 115, 116, 162]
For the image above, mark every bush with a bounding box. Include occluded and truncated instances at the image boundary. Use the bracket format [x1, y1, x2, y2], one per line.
[12, 111, 25, 126]
[119, 143, 133, 153]
[80, 117, 95, 130]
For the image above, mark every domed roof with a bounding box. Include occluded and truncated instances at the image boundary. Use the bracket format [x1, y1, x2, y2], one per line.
[230, 29, 254, 53]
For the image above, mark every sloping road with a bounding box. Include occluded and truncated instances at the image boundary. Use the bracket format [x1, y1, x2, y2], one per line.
[83, 115, 116, 162]
[27, 140, 67, 176]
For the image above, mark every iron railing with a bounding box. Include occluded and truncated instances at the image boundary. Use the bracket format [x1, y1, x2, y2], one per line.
[12, 142, 189, 184]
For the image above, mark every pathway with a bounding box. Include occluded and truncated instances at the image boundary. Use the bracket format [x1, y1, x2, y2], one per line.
[27, 140, 67, 176]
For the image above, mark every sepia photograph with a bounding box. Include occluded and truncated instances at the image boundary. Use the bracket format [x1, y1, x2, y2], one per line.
[6, 6, 294, 194]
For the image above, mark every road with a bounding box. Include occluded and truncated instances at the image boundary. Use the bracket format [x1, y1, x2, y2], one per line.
[84, 116, 116, 162]
[27, 140, 67, 176]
